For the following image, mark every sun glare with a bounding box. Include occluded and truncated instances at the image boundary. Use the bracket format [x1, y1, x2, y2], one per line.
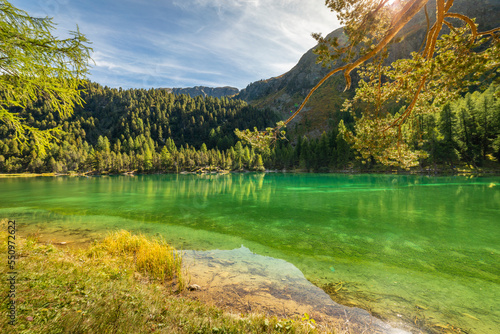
[385, 0, 401, 11]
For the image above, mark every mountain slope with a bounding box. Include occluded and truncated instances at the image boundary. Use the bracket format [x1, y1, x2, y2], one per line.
[236, 0, 500, 137]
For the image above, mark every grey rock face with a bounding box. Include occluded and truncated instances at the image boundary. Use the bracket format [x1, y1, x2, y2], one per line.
[236, 0, 500, 106]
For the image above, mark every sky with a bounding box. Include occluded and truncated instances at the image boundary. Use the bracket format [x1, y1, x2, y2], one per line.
[11, 0, 340, 90]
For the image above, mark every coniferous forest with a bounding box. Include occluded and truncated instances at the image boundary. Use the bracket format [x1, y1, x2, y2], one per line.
[0, 81, 499, 174]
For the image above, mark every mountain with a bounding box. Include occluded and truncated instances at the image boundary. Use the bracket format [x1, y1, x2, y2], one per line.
[235, 0, 500, 137]
[161, 86, 239, 98]
[235, 26, 352, 138]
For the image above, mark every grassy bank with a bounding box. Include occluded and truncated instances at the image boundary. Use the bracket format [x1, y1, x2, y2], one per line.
[1, 225, 320, 333]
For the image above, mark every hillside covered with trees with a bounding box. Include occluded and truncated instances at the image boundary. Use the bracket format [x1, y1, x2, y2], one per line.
[1, 0, 499, 175]
[0, 82, 278, 173]
[273, 84, 500, 172]
[0, 82, 498, 174]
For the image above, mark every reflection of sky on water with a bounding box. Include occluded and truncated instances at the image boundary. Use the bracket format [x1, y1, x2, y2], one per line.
[0, 173, 499, 333]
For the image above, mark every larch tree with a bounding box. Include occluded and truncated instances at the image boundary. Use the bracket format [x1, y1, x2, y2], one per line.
[0, 0, 92, 154]
[237, 0, 499, 168]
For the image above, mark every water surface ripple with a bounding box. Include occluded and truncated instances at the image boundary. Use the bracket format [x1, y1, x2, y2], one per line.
[1, 174, 498, 333]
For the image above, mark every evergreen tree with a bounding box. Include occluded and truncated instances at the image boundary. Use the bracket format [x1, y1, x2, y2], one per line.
[253, 154, 265, 172]
[437, 103, 459, 167]
[335, 120, 352, 169]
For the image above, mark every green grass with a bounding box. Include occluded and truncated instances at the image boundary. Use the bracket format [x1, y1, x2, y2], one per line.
[0, 223, 325, 333]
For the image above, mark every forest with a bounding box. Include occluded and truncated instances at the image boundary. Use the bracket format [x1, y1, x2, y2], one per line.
[0, 81, 499, 174]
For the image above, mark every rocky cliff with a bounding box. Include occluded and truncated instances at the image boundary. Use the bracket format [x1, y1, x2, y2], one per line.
[235, 0, 500, 136]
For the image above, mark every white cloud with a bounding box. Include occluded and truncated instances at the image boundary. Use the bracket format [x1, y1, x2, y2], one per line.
[10, 0, 340, 89]
[171, 0, 338, 83]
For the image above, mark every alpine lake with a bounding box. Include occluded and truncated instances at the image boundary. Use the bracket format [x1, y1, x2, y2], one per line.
[1, 173, 498, 333]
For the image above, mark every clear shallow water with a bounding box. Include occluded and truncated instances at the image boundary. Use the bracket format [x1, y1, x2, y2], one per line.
[1, 174, 499, 333]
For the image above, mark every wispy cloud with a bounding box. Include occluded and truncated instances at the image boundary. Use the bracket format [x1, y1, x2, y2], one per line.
[10, 0, 339, 89]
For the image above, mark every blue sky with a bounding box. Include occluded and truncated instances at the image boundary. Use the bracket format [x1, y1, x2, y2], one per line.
[11, 0, 339, 90]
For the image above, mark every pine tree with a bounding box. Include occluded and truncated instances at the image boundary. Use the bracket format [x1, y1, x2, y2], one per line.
[143, 146, 153, 171]
[253, 154, 265, 172]
[335, 120, 352, 169]
[437, 103, 459, 167]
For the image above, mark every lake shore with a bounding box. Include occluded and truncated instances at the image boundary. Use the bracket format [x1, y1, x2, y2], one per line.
[2, 174, 497, 334]
[0, 225, 316, 333]
[1, 225, 418, 334]
[2, 162, 500, 178]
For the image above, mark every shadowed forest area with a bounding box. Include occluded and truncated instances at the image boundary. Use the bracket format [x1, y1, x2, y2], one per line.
[1, 82, 498, 174]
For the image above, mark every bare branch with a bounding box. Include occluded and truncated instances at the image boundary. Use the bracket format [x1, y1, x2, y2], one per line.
[283, 0, 429, 127]
[283, 64, 350, 126]
[423, 0, 445, 60]
[417, 4, 430, 54]
[445, 12, 477, 39]
[477, 27, 500, 36]
[444, 0, 455, 12]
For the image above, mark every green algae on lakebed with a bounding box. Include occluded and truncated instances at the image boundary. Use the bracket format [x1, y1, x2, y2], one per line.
[1, 173, 499, 333]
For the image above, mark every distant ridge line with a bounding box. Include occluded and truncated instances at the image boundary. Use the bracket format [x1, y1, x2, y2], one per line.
[159, 86, 239, 98]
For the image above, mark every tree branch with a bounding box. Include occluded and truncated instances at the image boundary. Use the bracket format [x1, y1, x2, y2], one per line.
[445, 12, 477, 39]
[385, 74, 428, 130]
[477, 27, 500, 36]
[282, 0, 429, 127]
[423, 0, 445, 60]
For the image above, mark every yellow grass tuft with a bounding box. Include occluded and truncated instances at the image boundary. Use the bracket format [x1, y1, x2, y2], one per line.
[0, 223, 322, 333]
[88, 230, 185, 290]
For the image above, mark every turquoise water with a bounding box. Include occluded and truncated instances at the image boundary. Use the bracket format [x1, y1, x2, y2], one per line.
[0, 174, 499, 333]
